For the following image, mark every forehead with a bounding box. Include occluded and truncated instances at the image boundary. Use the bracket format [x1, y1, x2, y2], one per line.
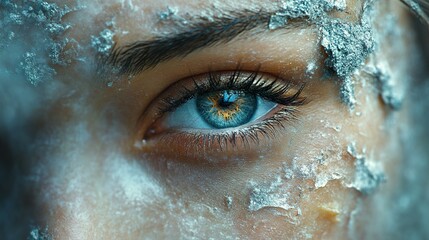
[61, 0, 363, 45]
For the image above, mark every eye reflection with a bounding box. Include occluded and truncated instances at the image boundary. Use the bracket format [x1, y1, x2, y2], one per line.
[197, 90, 258, 129]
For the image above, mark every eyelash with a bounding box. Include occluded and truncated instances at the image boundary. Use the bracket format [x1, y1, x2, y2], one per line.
[157, 70, 306, 115]
[142, 69, 307, 152]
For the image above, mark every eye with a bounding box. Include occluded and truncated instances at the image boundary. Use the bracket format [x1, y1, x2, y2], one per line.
[136, 70, 307, 163]
[164, 90, 276, 129]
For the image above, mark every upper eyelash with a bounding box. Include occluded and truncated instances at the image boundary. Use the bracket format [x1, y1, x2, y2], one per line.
[157, 69, 307, 115]
[142, 69, 307, 153]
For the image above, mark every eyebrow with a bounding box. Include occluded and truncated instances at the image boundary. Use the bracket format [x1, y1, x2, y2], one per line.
[103, 9, 308, 76]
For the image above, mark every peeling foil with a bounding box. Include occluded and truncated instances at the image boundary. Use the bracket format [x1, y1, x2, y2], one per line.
[273, 0, 376, 109]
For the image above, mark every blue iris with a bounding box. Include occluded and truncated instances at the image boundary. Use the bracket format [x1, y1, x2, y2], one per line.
[196, 90, 257, 128]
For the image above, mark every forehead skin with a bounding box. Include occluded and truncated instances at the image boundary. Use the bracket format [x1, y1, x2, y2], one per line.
[58, 0, 364, 48]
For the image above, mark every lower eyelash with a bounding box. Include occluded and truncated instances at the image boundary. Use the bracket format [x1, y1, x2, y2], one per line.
[154, 106, 299, 153]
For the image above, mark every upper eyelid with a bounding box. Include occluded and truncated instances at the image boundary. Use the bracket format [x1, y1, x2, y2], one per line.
[155, 70, 306, 115]
[102, 11, 309, 77]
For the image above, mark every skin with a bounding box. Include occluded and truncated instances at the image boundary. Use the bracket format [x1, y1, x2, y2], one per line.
[16, 0, 415, 239]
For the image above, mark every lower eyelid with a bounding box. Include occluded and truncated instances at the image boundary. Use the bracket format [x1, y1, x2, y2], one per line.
[138, 105, 299, 164]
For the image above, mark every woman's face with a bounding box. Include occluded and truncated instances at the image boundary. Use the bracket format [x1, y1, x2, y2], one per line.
[3, 0, 420, 239]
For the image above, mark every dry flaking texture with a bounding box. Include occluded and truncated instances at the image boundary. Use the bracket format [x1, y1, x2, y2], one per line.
[91, 29, 115, 56]
[347, 143, 386, 195]
[368, 9, 406, 110]
[248, 176, 295, 212]
[364, 63, 403, 110]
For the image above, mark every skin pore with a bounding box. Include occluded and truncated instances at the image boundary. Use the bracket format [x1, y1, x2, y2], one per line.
[1, 0, 424, 239]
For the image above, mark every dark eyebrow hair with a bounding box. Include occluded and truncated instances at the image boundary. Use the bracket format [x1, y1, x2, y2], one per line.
[102, 9, 307, 77]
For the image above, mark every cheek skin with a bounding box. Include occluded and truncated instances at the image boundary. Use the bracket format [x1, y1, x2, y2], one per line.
[231, 78, 386, 238]
[35, 65, 389, 239]
[37, 66, 389, 239]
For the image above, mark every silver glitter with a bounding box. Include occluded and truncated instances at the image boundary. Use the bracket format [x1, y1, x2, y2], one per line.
[268, 14, 288, 30]
[320, 13, 375, 109]
[306, 61, 317, 76]
[321, 19, 375, 79]
[20, 52, 56, 86]
[156, 6, 190, 26]
[324, 0, 347, 11]
[20, 1, 73, 35]
[9, 13, 24, 25]
[277, 0, 347, 20]
[1, 0, 79, 85]
[158, 7, 178, 21]
[274, 0, 375, 109]
[49, 38, 80, 66]
[91, 29, 115, 55]
[28, 226, 52, 240]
